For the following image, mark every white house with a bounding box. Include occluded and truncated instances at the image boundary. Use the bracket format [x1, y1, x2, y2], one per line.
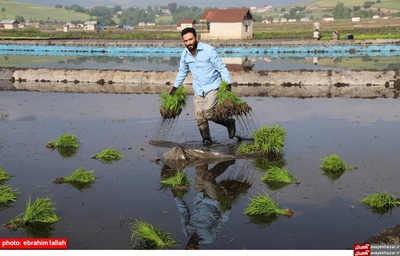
[0, 20, 19, 29]
[352, 16, 361, 22]
[200, 7, 254, 40]
[84, 21, 100, 31]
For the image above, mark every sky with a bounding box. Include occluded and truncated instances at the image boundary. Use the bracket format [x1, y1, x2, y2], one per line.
[15, 0, 309, 9]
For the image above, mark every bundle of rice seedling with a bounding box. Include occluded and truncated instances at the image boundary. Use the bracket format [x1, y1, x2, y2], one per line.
[238, 125, 286, 154]
[160, 170, 191, 196]
[53, 168, 96, 185]
[0, 167, 11, 183]
[0, 185, 19, 205]
[360, 192, 400, 209]
[244, 193, 293, 217]
[261, 166, 297, 190]
[159, 87, 188, 120]
[92, 148, 123, 164]
[46, 133, 80, 149]
[131, 219, 176, 249]
[5, 196, 61, 230]
[214, 81, 252, 119]
[319, 154, 355, 171]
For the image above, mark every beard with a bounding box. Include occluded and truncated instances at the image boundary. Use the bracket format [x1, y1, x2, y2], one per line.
[185, 40, 198, 52]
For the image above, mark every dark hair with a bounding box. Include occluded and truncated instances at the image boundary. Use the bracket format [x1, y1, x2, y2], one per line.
[181, 27, 197, 37]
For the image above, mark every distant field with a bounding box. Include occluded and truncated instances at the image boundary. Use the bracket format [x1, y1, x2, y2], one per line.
[0, 0, 90, 22]
[303, 0, 400, 11]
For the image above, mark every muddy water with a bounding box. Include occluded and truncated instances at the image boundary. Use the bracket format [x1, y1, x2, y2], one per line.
[0, 91, 399, 249]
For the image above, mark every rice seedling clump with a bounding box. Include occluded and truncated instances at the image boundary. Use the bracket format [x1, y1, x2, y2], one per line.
[0, 185, 19, 205]
[0, 167, 11, 183]
[214, 81, 252, 119]
[238, 125, 286, 154]
[46, 133, 80, 149]
[161, 170, 191, 197]
[244, 193, 293, 217]
[360, 192, 400, 209]
[159, 87, 188, 119]
[131, 219, 176, 249]
[92, 148, 123, 163]
[261, 166, 297, 190]
[5, 196, 61, 230]
[319, 154, 355, 171]
[53, 168, 96, 185]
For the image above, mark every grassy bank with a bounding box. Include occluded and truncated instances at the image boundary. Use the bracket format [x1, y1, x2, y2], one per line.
[0, 18, 399, 41]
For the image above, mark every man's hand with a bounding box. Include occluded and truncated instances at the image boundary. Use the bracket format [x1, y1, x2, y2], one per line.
[226, 83, 232, 91]
[169, 86, 178, 95]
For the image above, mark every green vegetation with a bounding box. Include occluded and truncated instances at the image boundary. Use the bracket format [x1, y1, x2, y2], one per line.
[0, 185, 19, 205]
[160, 170, 190, 187]
[159, 87, 188, 120]
[0, 167, 11, 183]
[215, 81, 252, 119]
[46, 133, 80, 149]
[261, 166, 297, 190]
[131, 219, 176, 249]
[319, 154, 356, 171]
[0, 0, 90, 23]
[53, 168, 96, 184]
[244, 193, 293, 217]
[360, 191, 400, 209]
[238, 125, 286, 154]
[6, 196, 61, 230]
[92, 148, 123, 164]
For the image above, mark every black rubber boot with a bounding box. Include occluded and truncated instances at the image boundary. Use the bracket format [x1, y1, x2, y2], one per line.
[213, 118, 236, 139]
[199, 125, 212, 145]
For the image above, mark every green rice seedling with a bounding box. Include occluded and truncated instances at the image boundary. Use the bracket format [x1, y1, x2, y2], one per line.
[214, 81, 252, 119]
[46, 133, 80, 149]
[0, 167, 12, 183]
[360, 191, 400, 209]
[131, 219, 176, 249]
[261, 166, 297, 190]
[161, 170, 191, 197]
[244, 193, 293, 217]
[159, 87, 188, 119]
[319, 154, 356, 172]
[0, 185, 19, 205]
[5, 196, 61, 230]
[53, 168, 96, 185]
[160, 170, 190, 187]
[92, 148, 123, 164]
[238, 125, 286, 154]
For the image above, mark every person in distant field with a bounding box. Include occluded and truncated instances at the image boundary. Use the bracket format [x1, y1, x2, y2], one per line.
[313, 29, 322, 40]
[331, 30, 340, 40]
[169, 27, 235, 145]
[346, 33, 354, 40]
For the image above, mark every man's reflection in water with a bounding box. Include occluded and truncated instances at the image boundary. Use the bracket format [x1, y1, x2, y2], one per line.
[171, 160, 236, 249]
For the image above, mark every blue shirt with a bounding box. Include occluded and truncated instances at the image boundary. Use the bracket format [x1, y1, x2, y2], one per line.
[173, 41, 231, 96]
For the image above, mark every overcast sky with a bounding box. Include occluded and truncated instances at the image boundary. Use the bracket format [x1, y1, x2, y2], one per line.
[16, 0, 309, 8]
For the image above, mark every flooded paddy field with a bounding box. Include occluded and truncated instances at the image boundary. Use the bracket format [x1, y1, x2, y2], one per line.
[0, 91, 399, 250]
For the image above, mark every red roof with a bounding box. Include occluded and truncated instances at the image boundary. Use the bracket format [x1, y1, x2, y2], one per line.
[178, 19, 196, 25]
[200, 8, 253, 22]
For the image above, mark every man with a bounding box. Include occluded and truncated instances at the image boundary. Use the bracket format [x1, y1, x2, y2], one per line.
[170, 27, 235, 145]
[313, 29, 321, 40]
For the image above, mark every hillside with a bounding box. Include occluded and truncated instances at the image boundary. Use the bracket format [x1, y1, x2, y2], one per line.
[302, 0, 400, 11]
[0, 0, 90, 22]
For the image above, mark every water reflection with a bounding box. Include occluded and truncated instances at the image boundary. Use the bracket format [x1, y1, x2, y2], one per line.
[161, 158, 254, 249]
[1, 50, 399, 71]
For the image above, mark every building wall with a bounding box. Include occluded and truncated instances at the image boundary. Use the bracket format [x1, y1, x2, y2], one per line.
[202, 21, 253, 40]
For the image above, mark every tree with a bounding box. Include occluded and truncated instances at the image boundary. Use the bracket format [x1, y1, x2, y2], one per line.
[1, 7, 6, 19]
[15, 15, 25, 23]
[168, 3, 177, 14]
[332, 2, 351, 19]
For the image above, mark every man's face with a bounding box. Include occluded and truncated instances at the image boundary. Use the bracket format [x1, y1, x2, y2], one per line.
[182, 32, 198, 51]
